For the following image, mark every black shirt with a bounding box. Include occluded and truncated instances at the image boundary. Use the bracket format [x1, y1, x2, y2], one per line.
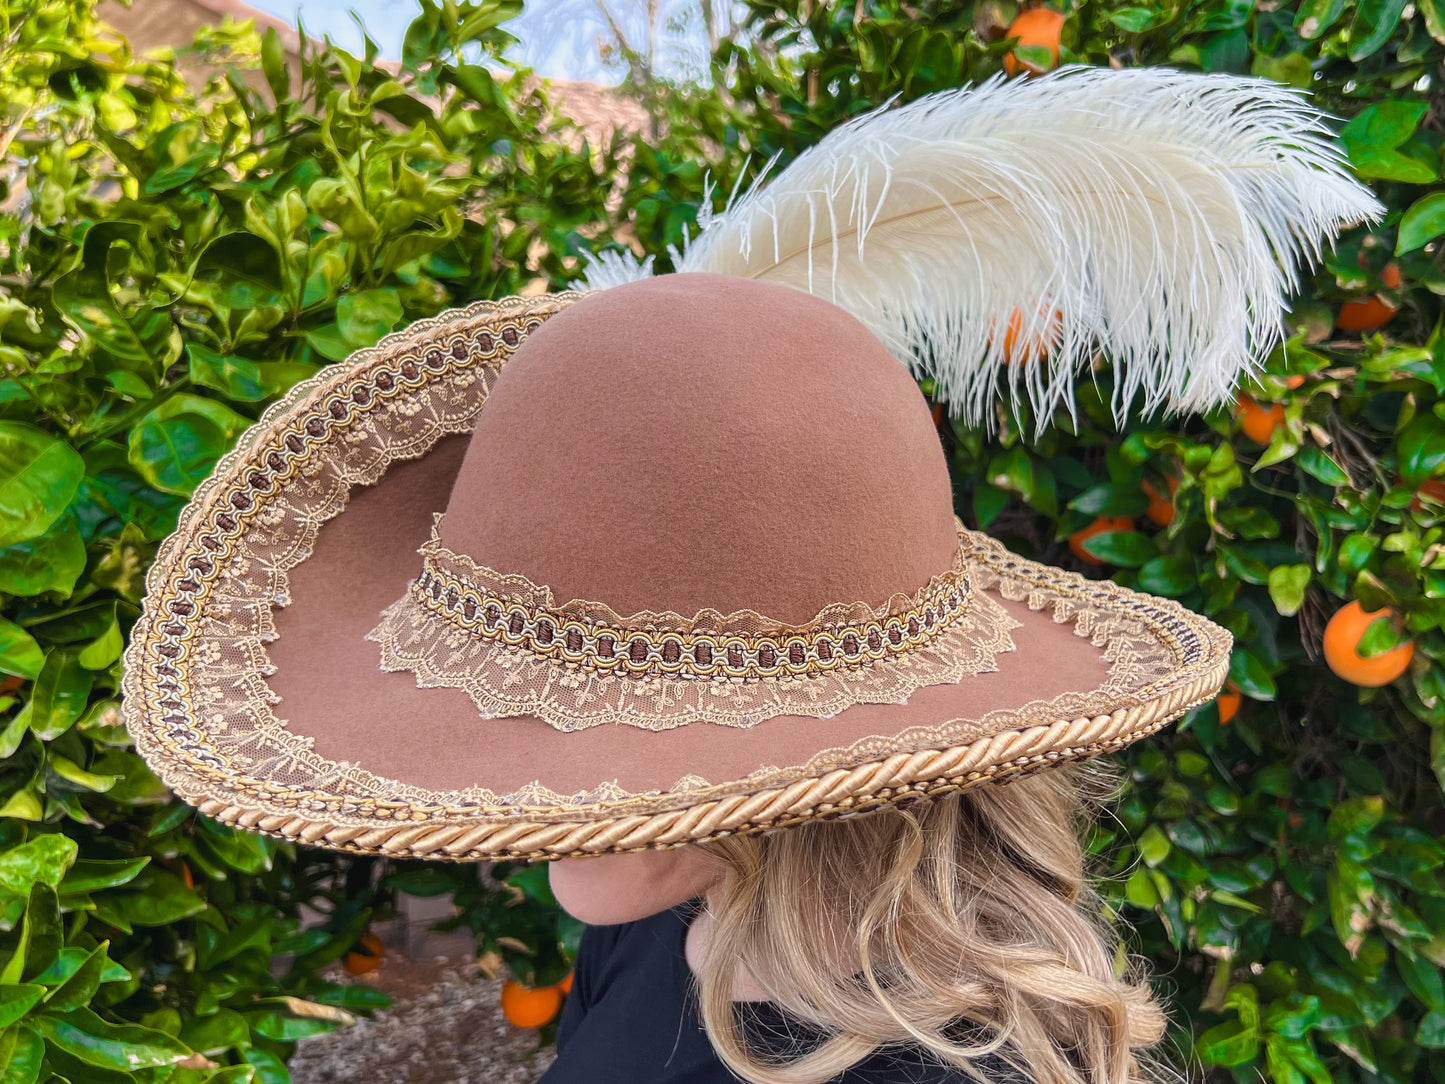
[543, 903, 1030, 1084]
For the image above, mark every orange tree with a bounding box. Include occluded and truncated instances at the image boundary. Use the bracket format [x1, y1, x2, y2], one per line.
[0, 0, 602, 1077]
[609, 2, 1445, 1082]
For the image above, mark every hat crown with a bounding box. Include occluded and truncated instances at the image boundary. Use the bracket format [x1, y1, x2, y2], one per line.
[439, 273, 959, 623]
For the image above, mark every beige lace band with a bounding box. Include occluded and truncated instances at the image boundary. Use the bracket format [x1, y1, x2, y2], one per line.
[368, 519, 1017, 732]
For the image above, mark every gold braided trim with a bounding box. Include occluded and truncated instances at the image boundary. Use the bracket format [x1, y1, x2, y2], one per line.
[365, 519, 1012, 732]
[119, 290, 1234, 862]
[175, 647, 1228, 862]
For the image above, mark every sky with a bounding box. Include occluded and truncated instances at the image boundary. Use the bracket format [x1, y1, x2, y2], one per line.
[244, 0, 617, 82]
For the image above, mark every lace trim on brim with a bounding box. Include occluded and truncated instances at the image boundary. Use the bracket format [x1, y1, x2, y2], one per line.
[365, 520, 1012, 731]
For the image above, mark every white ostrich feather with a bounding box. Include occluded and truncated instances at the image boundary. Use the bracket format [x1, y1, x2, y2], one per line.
[574, 248, 656, 291]
[668, 66, 1381, 428]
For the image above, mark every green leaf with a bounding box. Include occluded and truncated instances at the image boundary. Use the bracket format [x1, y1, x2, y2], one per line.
[0, 621, 43, 682]
[1229, 649, 1277, 700]
[1080, 530, 1154, 567]
[187, 345, 316, 404]
[22, 651, 93, 740]
[1136, 555, 1195, 597]
[302, 324, 353, 362]
[1398, 951, 1445, 1014]
[0, 424, 84, 550]
[1249, 51, 1312, 88]
[93, 868, 204, 927]
[32, 1007, 191, 1070]
[1418, 1012, 1445, 1047]
[0, 988, 43, 1030]
[47, 755, 118, 794]
[51, 222, 179, 372]
[1419, 0, 1445, 42]
[95, 92, 137, 132]
[971, 481, 1007, 530]
[1294, 0, 1345, 37]
[1327, 795, 1385, 838]
[0, 1023, 43, 1084]
[57, 858, 148, 895]
[194, 233, 284, 311]
[1397, 192, 1445, 255]
[0, 837, 78, 896]
[180, 1008, 249, 1054]
[1106, 7, 1157, 31]
[76, 617, 123, 671]
[1268, 565, 1311, 617]
[0, 514, 84, 598]
[241, 1045, 289, 1084]
[1340, 102, 1436, 182]
[41, 943, 107, 1013]
[1071, 483, 1149, 517]
[1, 885, 61, 984]
[1328, 855, 1376, 954]
[1138, 824, 1171, 867]
[336, 288, 403, 348]
[127, 394, 251, 496]
[1348, 0, 1409, 61]
[1197, 1019, 1260, 1066]
[1397, 411, 1445, 483]
[1296, 447, 1348, 485]
[1356, 612, 1406, 658]
[261, 27, 289, 101]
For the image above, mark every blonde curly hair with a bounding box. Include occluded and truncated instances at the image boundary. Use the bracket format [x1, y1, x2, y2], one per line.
[692, 767, 1166, 1084]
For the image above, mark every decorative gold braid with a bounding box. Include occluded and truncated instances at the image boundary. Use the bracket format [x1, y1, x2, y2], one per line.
[120, 291, 1234, 862]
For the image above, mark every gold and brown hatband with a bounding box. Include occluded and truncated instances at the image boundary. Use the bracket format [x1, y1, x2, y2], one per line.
[406, 533, 971, 682]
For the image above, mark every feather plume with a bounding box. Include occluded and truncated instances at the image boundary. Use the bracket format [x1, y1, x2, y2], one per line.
[575, 248, 656, 291]
[669, 66, 1381, 428]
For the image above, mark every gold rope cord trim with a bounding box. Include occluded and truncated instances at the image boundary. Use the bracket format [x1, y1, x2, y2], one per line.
[120, 291, 1233, 859]
[365, 519, 1012, 732]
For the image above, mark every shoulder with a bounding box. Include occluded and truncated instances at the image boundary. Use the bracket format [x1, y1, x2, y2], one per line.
[579, 902, 692, 964]
[570, 902, 694, 1006]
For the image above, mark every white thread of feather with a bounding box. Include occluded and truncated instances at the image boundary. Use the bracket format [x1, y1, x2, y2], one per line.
[674, 66, 1382, 429]
[574, 248, 656, 291]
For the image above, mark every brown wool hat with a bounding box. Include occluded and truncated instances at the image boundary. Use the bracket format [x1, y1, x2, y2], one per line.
[122, 274, 1229, 861]
[122, 70, 1380, 860]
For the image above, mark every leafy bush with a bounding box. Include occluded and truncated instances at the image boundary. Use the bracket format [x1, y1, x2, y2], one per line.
[0, 0, 603, 1078]
[607, 3, 1445, 1082]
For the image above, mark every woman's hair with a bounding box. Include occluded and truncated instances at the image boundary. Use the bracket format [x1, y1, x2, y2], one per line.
[693, 766, 1167, 1084]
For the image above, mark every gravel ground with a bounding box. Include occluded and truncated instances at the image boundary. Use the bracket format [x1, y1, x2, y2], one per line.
[289, 956, 556, 1084]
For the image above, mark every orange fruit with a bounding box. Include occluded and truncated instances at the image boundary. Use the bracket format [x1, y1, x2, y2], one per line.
[1322, 600, 1415, 688]
[180, 862, 194, 890]
[1381, 262, 1403, 289]
[1068, 516, 1135, 565]
[0, 675, 23, 697]
[1336, 297, 1398, 333]
[1412, 477, 1445, 512]
[1216, 682, 1242, 725]
[1236, 394, 1285, 445]
[501, 978, 563, 1028]
[1002, 7, 1065, 76]
[998, 307, 1064, 365]
[1282, 374, 1306, 390]
[931, 402, 946, 428]
[1141, 476, 1179, 528]
[556, 971, 574, 995]
[344, 932, 384, 976]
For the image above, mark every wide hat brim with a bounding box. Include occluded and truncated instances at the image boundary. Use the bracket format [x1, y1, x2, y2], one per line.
[122, 292, 1231, 861]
